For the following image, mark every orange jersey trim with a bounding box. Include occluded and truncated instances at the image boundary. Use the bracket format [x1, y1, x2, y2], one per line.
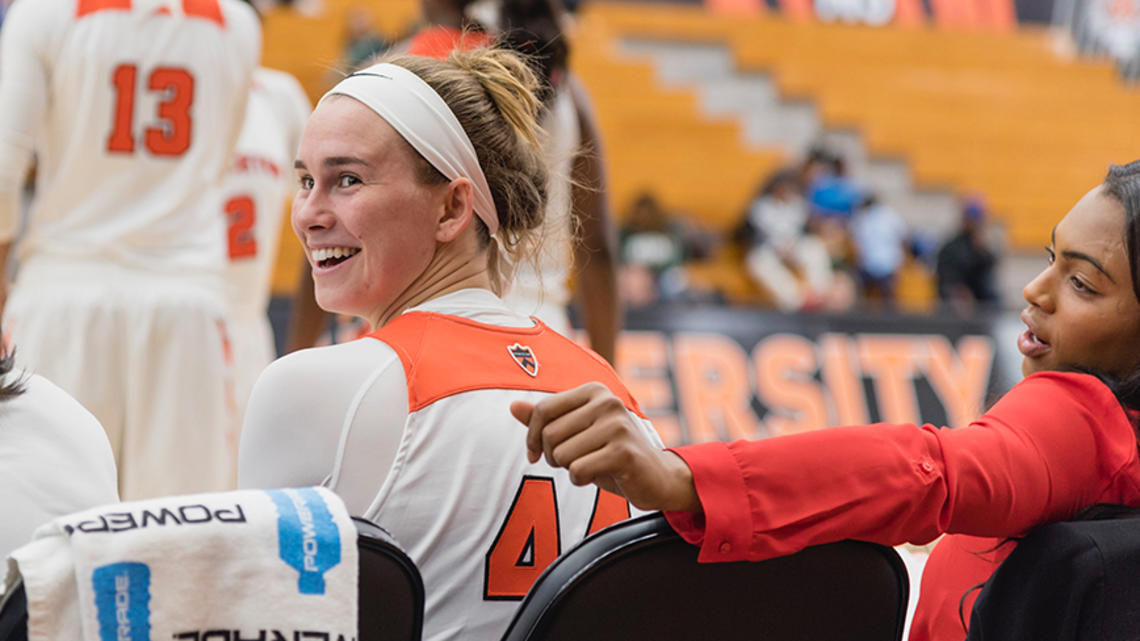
[181, 0, 225, 27]
[76, 0, 131, 18]
[366, 312, 645, 417]
[406, 27, 494, 60]
[77, 0, 224, 25]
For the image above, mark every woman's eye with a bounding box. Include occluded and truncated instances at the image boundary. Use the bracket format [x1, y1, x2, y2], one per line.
[298, 175, 314, 190]
[337, 175, 360, 188]
[1070, 276, 1096, 295]
[1044, 246, 1055, 264]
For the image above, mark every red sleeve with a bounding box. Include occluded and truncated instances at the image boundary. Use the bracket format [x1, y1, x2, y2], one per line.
[664, 371, 1140, 563]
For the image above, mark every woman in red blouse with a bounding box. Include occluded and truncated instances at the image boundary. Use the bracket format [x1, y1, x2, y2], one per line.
[512, 161, 1140, 641]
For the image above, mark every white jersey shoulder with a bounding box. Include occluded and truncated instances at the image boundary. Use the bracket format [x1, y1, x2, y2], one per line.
[0, 372, 119, 559]
[0, 0, 260, 276]
[502, 87, 580, 331]
[359, 311, 660, 641]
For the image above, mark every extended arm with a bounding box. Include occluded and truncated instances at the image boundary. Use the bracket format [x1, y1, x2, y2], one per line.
[566, 75, 619, 364]
[518, 372, 1140, 562]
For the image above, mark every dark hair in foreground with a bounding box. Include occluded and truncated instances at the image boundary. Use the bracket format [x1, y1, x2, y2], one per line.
[498, 0, 570, 105]
[0, 345, 26, 402]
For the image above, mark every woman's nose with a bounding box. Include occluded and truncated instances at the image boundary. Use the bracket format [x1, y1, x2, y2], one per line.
[292, 189, 336, 236]
[1022, 267, 1054, 312]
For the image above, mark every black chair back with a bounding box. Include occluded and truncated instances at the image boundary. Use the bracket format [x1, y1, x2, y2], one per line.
[356, 517, 425, 641]
[501, 513, 909, 641]
[967, 512, 1140, 641]
[0, 583, 25, 641]
[0, 518, 424, 641]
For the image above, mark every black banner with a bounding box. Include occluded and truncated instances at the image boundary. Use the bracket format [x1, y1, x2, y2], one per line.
[611, 305, 1014, 447]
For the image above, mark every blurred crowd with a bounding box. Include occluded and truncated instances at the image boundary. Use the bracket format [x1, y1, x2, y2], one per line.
[248, 0, 1010, 319]
[618, 144, 1007, 316]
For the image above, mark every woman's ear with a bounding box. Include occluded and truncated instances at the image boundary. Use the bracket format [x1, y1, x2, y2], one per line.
[436, 177, 475, 243]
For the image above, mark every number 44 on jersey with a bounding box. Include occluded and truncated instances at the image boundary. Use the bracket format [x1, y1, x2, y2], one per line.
[484, 476, 631, 600]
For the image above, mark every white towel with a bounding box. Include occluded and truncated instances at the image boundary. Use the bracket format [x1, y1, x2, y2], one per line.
[4, 487, 358, 641]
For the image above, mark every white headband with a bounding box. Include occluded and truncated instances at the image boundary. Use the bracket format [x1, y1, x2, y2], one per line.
[320, 63, 500, 236]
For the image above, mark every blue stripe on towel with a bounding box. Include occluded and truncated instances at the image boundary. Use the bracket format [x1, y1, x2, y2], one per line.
[92, 562, 151, 641]
[265, 488, 342, 595]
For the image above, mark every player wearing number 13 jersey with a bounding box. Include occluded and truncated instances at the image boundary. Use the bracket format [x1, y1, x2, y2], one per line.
[0, 0, 259, 499]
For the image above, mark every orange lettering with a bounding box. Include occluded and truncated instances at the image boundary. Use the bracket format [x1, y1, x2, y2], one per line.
[145, 67, 194, 156]
[858, 336, 920, 424]
[819, 334, 869, 425]
[107, 64, 137, 154]
[920, 336, 994, 428]
[930, 0, 1011, 29]
[753, 334, 828, 436]
[586, 489, 631, 536]
[975, 0, 1016, 30]
[77, 0, 131, 18]
[778, 0, 814, 20]
[930, 0, 979, 27]
[225, 195, 257, 260]
[615, 332, 680, 446]
[892, 0, 927, 26]
[706, 0, 766, 15]
[673, 334, 760, 443]
[484, 477, 560, 600]
[107, 65, 195, 158]
[182, 0, 226, 26]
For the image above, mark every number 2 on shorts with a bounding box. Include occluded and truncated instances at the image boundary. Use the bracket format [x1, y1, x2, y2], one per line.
[225, 195, 257, 259]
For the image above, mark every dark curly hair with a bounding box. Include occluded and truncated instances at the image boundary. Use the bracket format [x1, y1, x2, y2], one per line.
[0, 344, 26, 402]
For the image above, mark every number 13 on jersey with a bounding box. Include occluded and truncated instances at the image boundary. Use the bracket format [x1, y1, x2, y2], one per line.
[107, 63, 196, 156]
[484, 476, 631, 600]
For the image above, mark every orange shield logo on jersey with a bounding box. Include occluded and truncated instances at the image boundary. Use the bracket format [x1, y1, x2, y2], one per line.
[508, 343, 539, 377]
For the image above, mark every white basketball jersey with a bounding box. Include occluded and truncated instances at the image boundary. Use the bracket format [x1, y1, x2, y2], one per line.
[358, 312, 662, 641]
[219, 67, 310, 320]
[0, 0, 259, 276]
[502, 87, 578, 330]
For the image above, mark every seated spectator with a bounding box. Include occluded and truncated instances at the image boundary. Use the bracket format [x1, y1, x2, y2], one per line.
[740, 170, 834, 311]
[850, 194, 908, 306]
[619, 193, 689, 306]
[894, 232, 941, 314]
[799, 148, 856, 254]
[807, 154, 863, 221]
[0, 345, 119, 562]
[343, 8, 389, 70]
[936, 196, 1001, 313]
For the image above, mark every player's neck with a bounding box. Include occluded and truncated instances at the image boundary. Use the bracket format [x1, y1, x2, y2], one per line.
[369, 247, 493, 328]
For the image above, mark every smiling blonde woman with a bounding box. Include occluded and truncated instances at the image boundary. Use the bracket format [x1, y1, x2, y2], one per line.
[236, 49, 662, 641]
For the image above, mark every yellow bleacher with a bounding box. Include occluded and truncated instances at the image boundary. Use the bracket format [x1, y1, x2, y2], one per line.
[261, 0, 422, 295]
[261, 0, 783, 300]
[579, 2, 1140, 250]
